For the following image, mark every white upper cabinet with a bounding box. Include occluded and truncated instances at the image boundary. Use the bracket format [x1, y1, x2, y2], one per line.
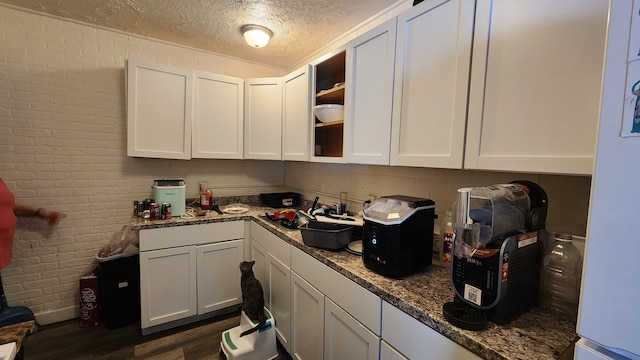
[127, 59, 193, 160]
[282, 66, 312, 161]
[344, 18, 397, 165]
[464, 0, 608, 175]
[244, 78, 283, 160]
[192, 71, 244, 159]
[390, 0, 474, 168]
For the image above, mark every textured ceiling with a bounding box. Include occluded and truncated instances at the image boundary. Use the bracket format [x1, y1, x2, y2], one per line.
[0, 0, 405, 69]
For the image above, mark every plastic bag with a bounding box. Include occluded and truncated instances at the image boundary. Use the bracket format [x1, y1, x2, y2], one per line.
[97, 225, 139, 261]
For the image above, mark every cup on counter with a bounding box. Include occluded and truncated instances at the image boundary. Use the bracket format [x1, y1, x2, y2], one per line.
[338, 191, 348, 215]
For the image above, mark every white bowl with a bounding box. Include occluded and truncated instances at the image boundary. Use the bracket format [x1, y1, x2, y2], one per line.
[314, 104, 344, 123]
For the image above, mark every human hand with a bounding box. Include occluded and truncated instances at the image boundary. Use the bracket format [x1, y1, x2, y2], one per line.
[36, 208, 65, 226]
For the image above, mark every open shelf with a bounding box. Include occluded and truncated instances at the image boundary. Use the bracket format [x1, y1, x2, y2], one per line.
[316, 84, 345, 104]
[313, 50, 346, 158]
[315, 119, 344, 128]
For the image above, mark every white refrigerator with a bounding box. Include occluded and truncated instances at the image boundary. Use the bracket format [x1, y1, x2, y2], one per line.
[575, 1, 640, 359]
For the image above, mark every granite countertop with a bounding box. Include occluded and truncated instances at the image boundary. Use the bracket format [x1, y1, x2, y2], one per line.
[130, 202, 577, 360]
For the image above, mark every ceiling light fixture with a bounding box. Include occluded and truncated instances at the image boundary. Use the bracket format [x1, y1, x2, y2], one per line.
[242, 25, 273, 48]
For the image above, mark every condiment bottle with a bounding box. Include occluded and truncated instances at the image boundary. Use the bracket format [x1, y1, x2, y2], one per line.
[440, 210, 454, 265]
[200, 186, 212, 210]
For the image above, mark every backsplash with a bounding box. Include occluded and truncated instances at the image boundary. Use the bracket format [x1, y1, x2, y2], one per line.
[284, 162, 591, 237]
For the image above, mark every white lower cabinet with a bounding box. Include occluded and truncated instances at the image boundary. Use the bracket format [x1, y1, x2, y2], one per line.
[380, 340, 408, 360]
[196, 240, 243, 314]
[291, 271, 324, 360]
[382, 301, 481, 360]
[250, 222, 292, 353]
[140, 245, 197, 329]
[291, 246, 381, 360]
[139, 221, 244, 334]
[324, 298, 380, 360]
[251, 223, 481, 360]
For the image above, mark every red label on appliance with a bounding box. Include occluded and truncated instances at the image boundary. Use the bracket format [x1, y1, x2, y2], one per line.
[473, 248, 500, 258]
[517, 231, 538, 248]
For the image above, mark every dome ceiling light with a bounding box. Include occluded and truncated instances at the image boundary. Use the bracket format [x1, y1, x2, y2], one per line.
[241, 24, 273, 48]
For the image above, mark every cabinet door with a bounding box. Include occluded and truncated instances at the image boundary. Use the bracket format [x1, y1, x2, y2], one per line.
[140, 246, 197, 329]
[465, 0, 608, 175]
[390, 0, 474, 168]
[344, 18, 396, 165]
[126, 59, 192, 159]
[283, 66, 312, 161]
[192, 71, 244, 159]
[291, 271, 324, 360]
[324, 298, 379, 360]
[380, 341, 408, 360]
[250, 231, 292, 353]
[196, 239, 243, 314]
[250, 240, 269, 299]
[268, 254, 292, 353]
[381, 301, 480, 360]
[244, 78, 283, 160]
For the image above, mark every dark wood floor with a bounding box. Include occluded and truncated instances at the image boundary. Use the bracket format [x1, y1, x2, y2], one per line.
[22, 311, 293, 360]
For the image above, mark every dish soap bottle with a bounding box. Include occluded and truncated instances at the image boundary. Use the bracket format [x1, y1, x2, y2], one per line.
[540, 233, 583, 320]
[199, 186, 212, 210]
[440, 210, 454, 266]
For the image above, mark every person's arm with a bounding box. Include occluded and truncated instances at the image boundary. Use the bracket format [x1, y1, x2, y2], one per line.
[13, 204, 64, 226]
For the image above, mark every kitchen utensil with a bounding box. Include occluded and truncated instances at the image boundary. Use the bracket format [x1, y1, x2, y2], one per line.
[338, 191, 348, 215]
[310, 196, 319, 213]
[314, 214, 364, 227]
[299, 220, 353, 250]
[314, 104, 344, 123]
[298, 209, 315, 221]
[296, 213, 310, 228]
[345, 240, 363, 255]
[279, 210, 298, 229]
[211, 204, 223, 215]
[222, 203, 250, 214]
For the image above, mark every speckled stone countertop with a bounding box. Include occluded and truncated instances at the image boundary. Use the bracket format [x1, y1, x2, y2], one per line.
[130, 200, 577, 360]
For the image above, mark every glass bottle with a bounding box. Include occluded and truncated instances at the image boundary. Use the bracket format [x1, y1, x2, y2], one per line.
[440, 210, 454, 265]
[199, 186, 212, 210]
[540, 233, 583, 320]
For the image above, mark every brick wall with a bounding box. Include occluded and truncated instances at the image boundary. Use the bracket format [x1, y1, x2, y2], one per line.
[0, 6, 286, 325]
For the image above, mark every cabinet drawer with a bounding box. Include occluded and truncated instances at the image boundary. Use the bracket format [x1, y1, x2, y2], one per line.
[291, 246, 381, 335]
[382, 301, 480, 360]
[140, 221, 244, 251]
[250, 221, 290, 266]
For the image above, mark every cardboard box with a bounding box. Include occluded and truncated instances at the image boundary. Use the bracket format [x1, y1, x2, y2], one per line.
[79, 273, 99, 327]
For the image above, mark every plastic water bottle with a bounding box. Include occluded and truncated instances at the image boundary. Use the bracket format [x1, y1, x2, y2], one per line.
[540, 233, 583, 320]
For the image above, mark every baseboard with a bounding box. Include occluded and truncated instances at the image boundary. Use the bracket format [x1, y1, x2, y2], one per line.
[35, 305, 78, 325]
[142, 305, 241, 336]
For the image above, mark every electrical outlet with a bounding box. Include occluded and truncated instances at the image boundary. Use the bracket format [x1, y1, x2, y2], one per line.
[199, 181, 208, 192]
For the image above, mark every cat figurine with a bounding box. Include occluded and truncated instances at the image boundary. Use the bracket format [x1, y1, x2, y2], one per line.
[239, 260, 267, 337]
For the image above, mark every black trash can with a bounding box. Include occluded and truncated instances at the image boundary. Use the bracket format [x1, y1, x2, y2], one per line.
[95, 252, 140, 329]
